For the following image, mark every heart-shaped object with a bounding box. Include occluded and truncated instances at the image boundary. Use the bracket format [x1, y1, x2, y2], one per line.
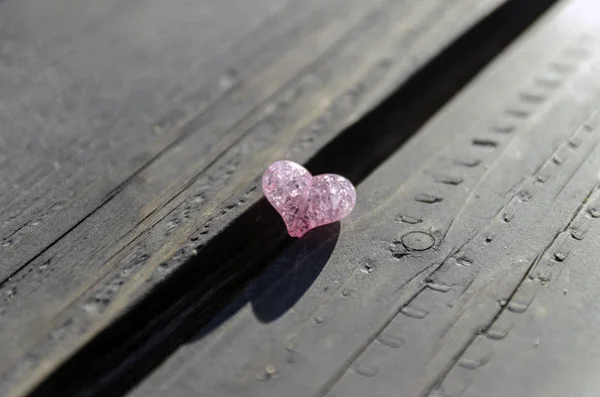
[262, 160, 356, 237]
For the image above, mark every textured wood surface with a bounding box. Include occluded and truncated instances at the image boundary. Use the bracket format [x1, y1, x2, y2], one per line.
[0, 0, 521, 396]
[122, 1, 600, 396]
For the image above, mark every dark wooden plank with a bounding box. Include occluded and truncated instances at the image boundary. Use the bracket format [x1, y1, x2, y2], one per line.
[119, 1, 600, 396]
[0, 0, 289, 275]
[0, 0, 513, 395]
[0, 0, 346, 279]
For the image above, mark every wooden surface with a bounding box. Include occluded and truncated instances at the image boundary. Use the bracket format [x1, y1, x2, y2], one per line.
[125, 1, 600, 396]
[0, 0, 511, 395]
[4, 0, 599, 396]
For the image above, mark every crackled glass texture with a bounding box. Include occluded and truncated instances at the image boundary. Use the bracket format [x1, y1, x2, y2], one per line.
[262, 160, 356, 237]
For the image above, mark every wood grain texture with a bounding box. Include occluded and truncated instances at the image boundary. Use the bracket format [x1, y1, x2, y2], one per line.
[0, 0, 513, 395]
[0, 0, 288, 278]
[123, 1, 600, 396]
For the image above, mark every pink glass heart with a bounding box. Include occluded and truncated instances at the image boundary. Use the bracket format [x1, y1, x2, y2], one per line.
[262, 160, 356, 237]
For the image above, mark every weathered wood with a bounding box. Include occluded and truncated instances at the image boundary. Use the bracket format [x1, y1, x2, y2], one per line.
[0, 0, 514, 396]
[118, 1, 600, 396]
[0, 0, 288, 277]
[29, 0, 559, 395]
